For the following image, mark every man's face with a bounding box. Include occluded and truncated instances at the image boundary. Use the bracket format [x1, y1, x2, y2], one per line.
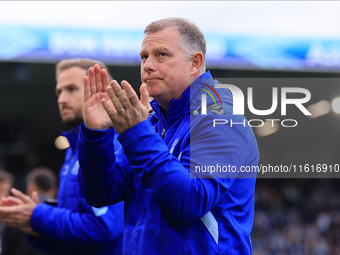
[140, 28, 193, 109]
[0, 181, 11, 199]
[56, 66, 86, 127]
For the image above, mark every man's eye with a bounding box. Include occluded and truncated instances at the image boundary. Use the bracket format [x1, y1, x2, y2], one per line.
[141, 55, 148, 60]
[159, 53, 167, 57]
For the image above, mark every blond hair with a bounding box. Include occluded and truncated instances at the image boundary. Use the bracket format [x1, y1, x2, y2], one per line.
[56, 58, 113, 81]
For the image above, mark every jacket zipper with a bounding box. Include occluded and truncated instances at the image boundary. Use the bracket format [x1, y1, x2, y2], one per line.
[161, 128, 166, 139]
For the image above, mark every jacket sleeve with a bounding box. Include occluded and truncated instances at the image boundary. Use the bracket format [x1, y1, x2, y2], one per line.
[78, 124, 131, 208]
[29, 201, 124, 248]
[78, 115, 258, 222]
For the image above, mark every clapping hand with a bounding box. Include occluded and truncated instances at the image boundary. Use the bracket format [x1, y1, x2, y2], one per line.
[0, 188, 40, 237]
[83, 64, 150, 134]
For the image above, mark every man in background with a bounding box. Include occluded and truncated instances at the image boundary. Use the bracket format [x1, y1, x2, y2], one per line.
[0, 59, 124, 255]
[1, 167, 57, 255]
[0, 169, 14, 254]
[0, 170, 13, 200]
[25, 167, 57, 203]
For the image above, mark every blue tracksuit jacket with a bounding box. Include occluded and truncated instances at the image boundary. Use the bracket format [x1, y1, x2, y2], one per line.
[78, 71, 259, 255]
[27, 128, 124, 255]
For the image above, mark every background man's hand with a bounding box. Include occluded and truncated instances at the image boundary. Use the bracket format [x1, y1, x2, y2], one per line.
[0, 195, 23, 207]
[83, 64, 117, 130]
[0, 188, 38, 229]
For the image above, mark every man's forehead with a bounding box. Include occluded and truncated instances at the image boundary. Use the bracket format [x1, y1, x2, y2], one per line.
[140, 45, 171, 53]
[140, 29, 180, 51]
[57, 67, 86, 85]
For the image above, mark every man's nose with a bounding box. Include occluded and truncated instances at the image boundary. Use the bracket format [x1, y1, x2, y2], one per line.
[57, 91, 68, 105]
[142, 57, 157, 73]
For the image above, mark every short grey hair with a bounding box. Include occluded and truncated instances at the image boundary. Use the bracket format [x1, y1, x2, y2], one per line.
[144, 17, 206, 73]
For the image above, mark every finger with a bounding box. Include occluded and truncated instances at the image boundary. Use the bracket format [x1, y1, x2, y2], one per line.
[88, 67, 96, 95]
[4, 201, 20, 207]
[1, 219, 17, 227]
[1, 197, 10, 206]
[140, 83, 150, 108]
[107, 81, 124, 113]
[94, 64, 102, 93]
[4, 196, 23, 206]
[31, 191, 40, 204]
[0, 205, 19, 214]
[0, 197, 6, 206]
[0, 197, 12, 207]
[84, 76, 91, 102]
[101, 69, 111, 93]
[121, 81, 139, 107]
[1, 216, 17, 224]
[1, 201, 10, 207]
[11, 188, 31, 204]
[101, 99, 118, 124]
[3, 218, 29, 228]
[0, 204, 10, 212]
[112, 81, 131, 110]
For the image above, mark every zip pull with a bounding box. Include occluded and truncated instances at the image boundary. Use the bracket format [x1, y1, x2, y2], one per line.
[161, 128, 166, 139]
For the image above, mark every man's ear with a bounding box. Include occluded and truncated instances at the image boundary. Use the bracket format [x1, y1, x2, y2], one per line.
[190, 52, 204, 77]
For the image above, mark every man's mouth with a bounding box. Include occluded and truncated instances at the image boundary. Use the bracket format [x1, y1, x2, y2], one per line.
[145, 78, 162, 83]
[61, 109, 72, 114]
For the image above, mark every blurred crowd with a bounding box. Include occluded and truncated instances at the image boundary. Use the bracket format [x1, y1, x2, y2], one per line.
[252, 179, 340, 255]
